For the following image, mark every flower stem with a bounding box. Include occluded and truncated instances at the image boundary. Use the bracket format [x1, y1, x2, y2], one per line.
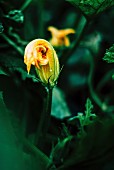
[34, 86, 53, 145]
[43, 87, 53, 134]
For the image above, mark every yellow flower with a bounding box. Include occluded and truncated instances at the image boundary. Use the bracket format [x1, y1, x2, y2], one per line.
[48, 26, 75, 47]
[24, 39, 60, 87]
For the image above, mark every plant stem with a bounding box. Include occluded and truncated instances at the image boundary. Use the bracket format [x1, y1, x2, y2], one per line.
[34, 86, 53, 145]
[60, 17, 89, 65]
[1, 34, 23, 56]
[88, 53, 108, 112]
[20, 0, 33, 11]
[96, 69, 114, 91]
[23, 138, 55, 169]
[43, 87, 53, 134]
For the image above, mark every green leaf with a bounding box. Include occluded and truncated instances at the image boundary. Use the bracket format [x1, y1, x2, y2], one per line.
[50, 136, 72, 167]
[51, 87, 71, 119]
[103, 44, 114, 63]
[85, 98, 94, 123]
[66, 0, 114, 19]
[5, 10, 24, 24]
[0, 83, 53, 170]
[52, 118, 114, 170]
[68, 98, 96, 138]
[0, 92, 26, 170]
[77, 98, 96, 127]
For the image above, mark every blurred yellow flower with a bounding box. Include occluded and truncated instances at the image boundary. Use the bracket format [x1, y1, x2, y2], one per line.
[24, 39, 60, 87]
[48, 26, 75, 47]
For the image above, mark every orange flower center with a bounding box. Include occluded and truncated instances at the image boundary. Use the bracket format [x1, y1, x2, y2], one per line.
[34, 45, 49, 69]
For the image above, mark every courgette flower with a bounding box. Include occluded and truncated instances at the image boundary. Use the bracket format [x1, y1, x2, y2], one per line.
[48, 26, 75, 47]
[24, 39, 60, 87]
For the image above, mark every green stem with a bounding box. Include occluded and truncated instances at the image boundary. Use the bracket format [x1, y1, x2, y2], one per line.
[34, 87, 53, 145]
[96, 69, 114, 91]
[23, 138, 54, 169]
[60, 17, 89, 65]
[1, 34, 23, 56]
[20, 0, 33, 11]
[8, 27, 27, 45]
[88, 53, 108, 111]
[43, 87, 53, 134]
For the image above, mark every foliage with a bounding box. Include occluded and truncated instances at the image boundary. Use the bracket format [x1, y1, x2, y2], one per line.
[51, 117, 114, 170]
[0, 0, 114, 170]
[67, 0, 114, 19]
[80, 99, 96, 134]
[103, 44, 114, 63]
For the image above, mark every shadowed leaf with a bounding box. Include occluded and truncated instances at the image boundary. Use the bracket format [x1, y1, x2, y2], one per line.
[67, 0, 114, 19]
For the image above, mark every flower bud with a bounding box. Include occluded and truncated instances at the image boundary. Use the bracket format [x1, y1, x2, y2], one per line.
[24, 39, 60, 87]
